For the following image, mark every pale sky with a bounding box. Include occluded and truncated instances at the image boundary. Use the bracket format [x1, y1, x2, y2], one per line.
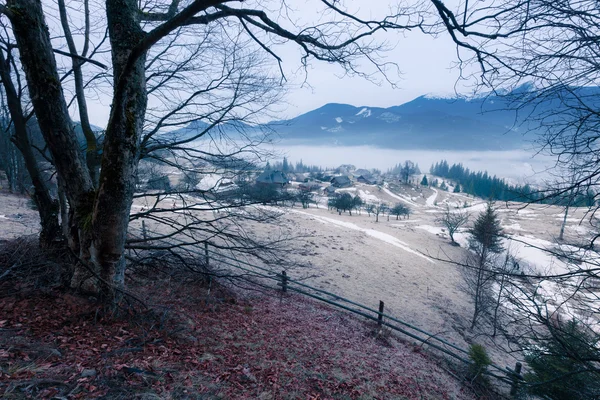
[64, 0, 471, 127]
[277, 29, 468, 120]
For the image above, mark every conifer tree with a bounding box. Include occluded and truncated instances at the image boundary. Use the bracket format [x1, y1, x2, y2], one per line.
[465, 202, 504, 328]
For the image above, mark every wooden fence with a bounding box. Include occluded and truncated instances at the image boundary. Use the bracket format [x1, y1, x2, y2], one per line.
[131, 227, 525, 394]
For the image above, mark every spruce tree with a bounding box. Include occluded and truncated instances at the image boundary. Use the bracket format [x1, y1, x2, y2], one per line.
[470, 203, 503, 253]
[282, 157, 289, 172]
[453, 183, 461, 193]
[421, 175, 428, 186]
[465, 202, 504, 328]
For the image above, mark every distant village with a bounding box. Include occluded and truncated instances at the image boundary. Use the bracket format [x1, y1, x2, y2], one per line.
[135, 154, 579, 209]
[253, 158, 423, 197]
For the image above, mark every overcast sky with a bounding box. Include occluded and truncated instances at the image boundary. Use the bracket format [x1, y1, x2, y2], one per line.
[265, 0, 472, 119]
[277, 30, 468, 120]
[71, 0, 471, 126]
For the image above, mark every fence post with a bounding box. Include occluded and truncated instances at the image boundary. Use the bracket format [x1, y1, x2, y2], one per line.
[204, 242, 209, 267]
[378, 300, 385, 326]
[281, 270, 288, 293]
[510, 361, 522, 396]
[142, 220, 147, 240]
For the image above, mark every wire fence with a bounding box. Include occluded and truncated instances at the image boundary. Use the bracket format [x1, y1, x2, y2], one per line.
[130, 225, 525, 393]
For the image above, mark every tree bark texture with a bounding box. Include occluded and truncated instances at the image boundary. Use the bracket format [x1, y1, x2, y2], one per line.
[91, 0, 148, 302]
[0, 49, 61, 247]
[7, 0, 97, 290]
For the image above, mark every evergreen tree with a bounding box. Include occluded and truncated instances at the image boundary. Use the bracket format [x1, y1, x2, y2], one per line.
[282, 157, 289, 172]
[440, 181, 448, 191]
[524, 319, 600, 400]
[465, 202, 504, 328]
[453, 183, 461, 193]
[470, 203, 503, 253]
[421, 175, 428, 186]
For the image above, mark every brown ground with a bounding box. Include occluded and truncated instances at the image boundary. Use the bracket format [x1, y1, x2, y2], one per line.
[0, 257, 484, 399]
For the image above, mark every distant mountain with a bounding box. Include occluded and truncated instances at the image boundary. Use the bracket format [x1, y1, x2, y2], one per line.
[165, 85, 600, 151]
[160, 119, 258, 142]
[267, 85, 600, 150]
[267, 97, 528, 150]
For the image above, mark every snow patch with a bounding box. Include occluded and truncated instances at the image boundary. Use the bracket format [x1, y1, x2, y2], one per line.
[377, 112, 400, 123]
[197, 174, 236, 192]
[356, 108, 371, 117]
[516, 209, 535, 215]
[381, 187, 420, 207]
[568, 225, 590, 235]
[460, 202, 488, 214]
[426, 188, 438, 207]
[503, 222, 523, 231]
[417, 225, 470, 247]
[423, 92, 460, 100]
[358, 190, 380, 203]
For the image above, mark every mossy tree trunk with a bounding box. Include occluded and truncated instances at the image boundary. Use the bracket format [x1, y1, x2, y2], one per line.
[7, 0, 98, 292]
[92, 0, 147, 303]
[0, 48, 62, 248]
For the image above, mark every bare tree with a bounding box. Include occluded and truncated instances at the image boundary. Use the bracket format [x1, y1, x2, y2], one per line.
[0, 39, 61, 246]
[0, 88, 27, 193]
[400, 160, 415, 184]
[373, 202, 388, 223]
[435, 205, 469, 245]
[429, 0, 600, 222]
[391, 203, 411, 220]
[0, 0, 422, 306]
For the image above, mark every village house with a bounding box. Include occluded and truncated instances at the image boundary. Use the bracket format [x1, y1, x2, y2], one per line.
[330, 175, 353, 188]
[255, 170, 289, 187]
[323, 185, 337, 196]
[299, 180, 321, 192]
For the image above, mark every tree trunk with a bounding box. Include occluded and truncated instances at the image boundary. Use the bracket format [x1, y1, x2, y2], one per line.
[0, 49, 61, 247]
[492, 271, 505, 337]
[471, 249, 487, 329]
[7, 0, 96, 286]
[57, 177, 69, 238]
[559, 203, 570, 241]
[90, 0, 148, 304]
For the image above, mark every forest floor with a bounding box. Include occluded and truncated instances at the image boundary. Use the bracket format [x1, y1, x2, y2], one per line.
[0, 262, 486, 399]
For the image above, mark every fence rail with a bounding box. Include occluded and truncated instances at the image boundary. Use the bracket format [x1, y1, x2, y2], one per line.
[129, 226, 525, 391]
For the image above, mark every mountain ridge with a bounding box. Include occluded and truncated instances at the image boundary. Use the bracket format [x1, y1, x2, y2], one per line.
[169, 85, 600, 151]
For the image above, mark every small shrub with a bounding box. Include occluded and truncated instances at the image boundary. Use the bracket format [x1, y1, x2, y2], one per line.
[468, 343, 491, 382]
